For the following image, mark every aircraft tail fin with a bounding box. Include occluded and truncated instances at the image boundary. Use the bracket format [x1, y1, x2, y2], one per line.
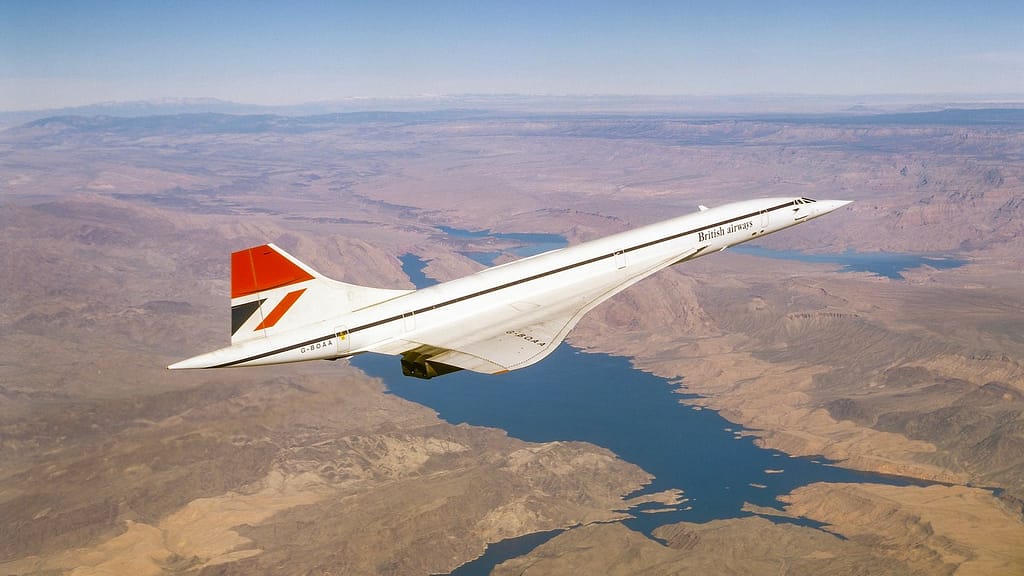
[229, 244, 411, 344]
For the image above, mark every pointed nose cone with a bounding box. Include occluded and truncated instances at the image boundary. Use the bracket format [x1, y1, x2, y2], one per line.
[818, 199, 852, 214]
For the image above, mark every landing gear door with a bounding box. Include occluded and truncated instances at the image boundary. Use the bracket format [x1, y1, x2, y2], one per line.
[335, 326, 350, 356]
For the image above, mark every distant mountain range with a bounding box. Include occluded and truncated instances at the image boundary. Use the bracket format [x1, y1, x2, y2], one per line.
[3, 94, 1023, 127]
[4, 107, 1024, 142]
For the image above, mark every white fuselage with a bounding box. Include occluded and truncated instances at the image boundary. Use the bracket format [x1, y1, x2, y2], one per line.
[177, 197, 848, 371]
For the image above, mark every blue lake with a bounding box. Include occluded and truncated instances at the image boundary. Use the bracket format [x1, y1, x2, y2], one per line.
[354, 345, 903, 528]
[732, 245, 966, 279]
[436, 225, 568, 264]
[353, 241, 936, 574]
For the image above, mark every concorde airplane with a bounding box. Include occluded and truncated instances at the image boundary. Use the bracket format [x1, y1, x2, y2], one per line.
[169, 197, 850, 378]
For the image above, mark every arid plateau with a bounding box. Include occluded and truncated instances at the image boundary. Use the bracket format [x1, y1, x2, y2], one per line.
[2, 108, 1023, 574]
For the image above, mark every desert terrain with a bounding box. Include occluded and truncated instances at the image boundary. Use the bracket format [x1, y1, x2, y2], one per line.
[1, 108, 1022, 574]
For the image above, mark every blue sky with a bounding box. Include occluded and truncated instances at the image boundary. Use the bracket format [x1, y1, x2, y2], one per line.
[2, 0, 1022, 110]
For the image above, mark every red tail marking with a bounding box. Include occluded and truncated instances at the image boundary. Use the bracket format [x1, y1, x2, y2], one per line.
[231, 245, 314, 298]
[254, 288, 306, 330]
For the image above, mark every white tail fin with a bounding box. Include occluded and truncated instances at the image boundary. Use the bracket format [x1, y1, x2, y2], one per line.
[229, 243, 411, 343]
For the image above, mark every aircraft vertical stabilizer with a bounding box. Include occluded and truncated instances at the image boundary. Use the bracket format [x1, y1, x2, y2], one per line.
[229, 244, 412, 343]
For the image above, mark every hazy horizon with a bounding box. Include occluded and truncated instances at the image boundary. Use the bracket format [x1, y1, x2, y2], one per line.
[4, 92, 1024, 119]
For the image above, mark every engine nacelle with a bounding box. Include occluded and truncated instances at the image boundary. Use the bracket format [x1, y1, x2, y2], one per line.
[400, 352, 463, 380]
